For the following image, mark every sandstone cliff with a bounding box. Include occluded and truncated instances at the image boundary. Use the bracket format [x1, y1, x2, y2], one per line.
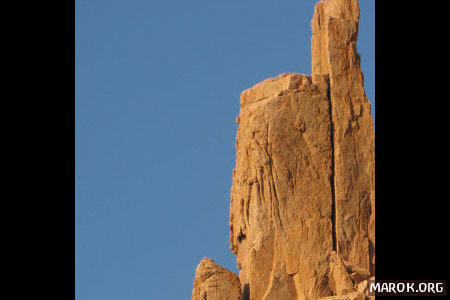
[192, 1, 375, 299]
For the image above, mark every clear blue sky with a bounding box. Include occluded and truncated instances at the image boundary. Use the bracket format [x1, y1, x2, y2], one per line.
[75, 0, 374, 299]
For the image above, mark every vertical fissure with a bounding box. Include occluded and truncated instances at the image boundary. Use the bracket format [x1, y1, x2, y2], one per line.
[327, 80, 337, 252]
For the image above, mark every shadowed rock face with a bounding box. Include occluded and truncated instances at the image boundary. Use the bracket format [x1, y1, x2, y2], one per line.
[192, 1, 374, 299]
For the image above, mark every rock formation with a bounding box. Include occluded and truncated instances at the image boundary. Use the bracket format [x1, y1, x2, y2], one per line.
[191, 0, 374, 299]
[192, 258, 241, 300]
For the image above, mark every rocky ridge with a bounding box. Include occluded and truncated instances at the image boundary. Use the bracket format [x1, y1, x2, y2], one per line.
[191, 1, 375, 299]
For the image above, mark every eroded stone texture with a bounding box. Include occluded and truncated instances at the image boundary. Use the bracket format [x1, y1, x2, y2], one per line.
[191, 258, 241, 300]
[192, 1, 374, 299]
[230, 73, 335, 299]
[311, 0, 375, 275]
[228, 0, 374, 299]
[328, 251, 356, 296]
[345, 261, 371, 284]
[312, 0, 360, 75]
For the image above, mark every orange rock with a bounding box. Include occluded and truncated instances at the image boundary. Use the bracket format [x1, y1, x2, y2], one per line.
[328, 251, 356, 296]
[191, 258, 241, 300]
[191, 1, 374, 299]
[230, 73, 334, 299]
[312, 0, 375, 274]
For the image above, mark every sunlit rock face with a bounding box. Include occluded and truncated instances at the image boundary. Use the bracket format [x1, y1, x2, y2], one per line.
[230, 72, 335, 300]
[311, 0, 375, 276]
[191, 258, 242, 300]
[192, 1, 374, 299]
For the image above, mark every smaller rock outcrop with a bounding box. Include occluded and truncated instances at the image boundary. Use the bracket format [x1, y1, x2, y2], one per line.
[191, 258, 241, 300]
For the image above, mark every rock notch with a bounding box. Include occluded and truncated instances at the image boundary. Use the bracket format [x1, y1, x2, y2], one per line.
[191, 1, 375, 299]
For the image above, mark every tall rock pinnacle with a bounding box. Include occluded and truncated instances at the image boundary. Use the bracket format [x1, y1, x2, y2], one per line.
[191, 1, 375, 299]
[312, 0, 375, 275]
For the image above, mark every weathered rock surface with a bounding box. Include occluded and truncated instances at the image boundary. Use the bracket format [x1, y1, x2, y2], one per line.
[318, 291, 367, 300]
[312, 0, 375, 275]
[192, 258, 241, 300]
[345, 262, 371, 284]
[230, 72, 334, 300]
[191, 0, 374, 299]
[328, 251, 355, 296]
